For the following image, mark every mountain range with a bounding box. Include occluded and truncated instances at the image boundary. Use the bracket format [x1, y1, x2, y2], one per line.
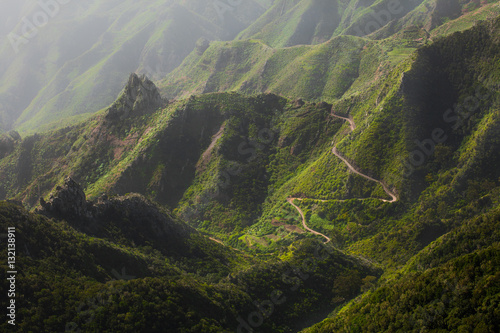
[0, 0, 269, 133]
[1, 0, 500, 332]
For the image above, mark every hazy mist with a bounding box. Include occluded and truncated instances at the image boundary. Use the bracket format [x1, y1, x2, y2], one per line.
[0, 0, 269, 133]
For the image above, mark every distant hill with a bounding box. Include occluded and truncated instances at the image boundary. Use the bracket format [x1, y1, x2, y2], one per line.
[2, 0, 497, 134]
[0, 0, 268, 133]
[237, 0, 498, 45]
[160, 0, 500, 102]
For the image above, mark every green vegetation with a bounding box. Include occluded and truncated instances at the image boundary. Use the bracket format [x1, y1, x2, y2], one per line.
[160, 34, 399, 103]
[4, 0, 495, 134]
[302, 207, 500, 333]
[161, 0, 500, 106]
[0, 0, 269, 133]
[1, 2, 500, 332]
[0, 201, 378, 332]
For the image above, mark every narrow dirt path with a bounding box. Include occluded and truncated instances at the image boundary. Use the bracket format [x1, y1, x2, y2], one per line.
[331, 113, 356, 131]
[287, 198, 331, 243]
[331, 147, 397, 203]
[209, 237, 225, 246]
[285, 111, 398, 243]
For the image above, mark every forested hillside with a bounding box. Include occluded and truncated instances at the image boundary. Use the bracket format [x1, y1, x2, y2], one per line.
[0, 1, 499, 332]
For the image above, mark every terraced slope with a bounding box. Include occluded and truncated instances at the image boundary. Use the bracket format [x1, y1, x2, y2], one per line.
[160, 35, 386, 102]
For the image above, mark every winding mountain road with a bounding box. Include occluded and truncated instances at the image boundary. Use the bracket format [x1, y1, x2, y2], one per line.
[331, 114, 356, 131]
[331, 146, 397, 203]
[286, 112, 398, 243]
[287, 198, 331, 243]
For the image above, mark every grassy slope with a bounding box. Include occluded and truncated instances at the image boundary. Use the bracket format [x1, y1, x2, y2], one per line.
[160, 35, 395, 103]
[255, 0, 498, 41]
[2, 0, 494, 135]
[3, 13, 500, 245]
[0, 0, 267, 134]
[299, 15, 500, 332]
[161, 0, 499, 105]
[164, 15, 500, 331]
[237, 0, 433, 45]
[237, 0, 342, 48]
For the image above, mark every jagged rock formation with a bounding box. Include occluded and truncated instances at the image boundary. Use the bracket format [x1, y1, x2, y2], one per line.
[195, 37, 210, 55]
[37, 177, 192, 254]
[106, 73, 166, 121]
[39, 177, 91, 220]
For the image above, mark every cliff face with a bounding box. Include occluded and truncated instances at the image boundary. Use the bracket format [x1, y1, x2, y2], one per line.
[105, 73, 166, 121]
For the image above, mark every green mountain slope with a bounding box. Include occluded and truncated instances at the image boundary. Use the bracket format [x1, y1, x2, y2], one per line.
[2, 14, 500, 245]
[236, 0, 424, 46]
[0, 195, 379, 332]
[0, 6, 500, 333]
[238, 0, 498, 45]
[161, 0, 499, 104]
[160, 35, 377, 103]
[303, 207, 500, 333]
[0, 0, 268, 133]
[370, 0, 500, 39]
[298, 14, 500, 332]
[236, 0, 342, 48]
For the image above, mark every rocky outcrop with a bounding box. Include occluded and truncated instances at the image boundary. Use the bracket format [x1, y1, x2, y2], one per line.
[39, 177, 92, 220]
[291, 99, 305, 109]
[195, 37, 210, 55]
[37, 177, 192, 255]
[106, 73, 166, 121]
[0, 136, 15, 159]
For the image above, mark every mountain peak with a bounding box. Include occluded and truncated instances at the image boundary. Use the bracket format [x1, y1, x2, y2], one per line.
[106, 73, 166, 121]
